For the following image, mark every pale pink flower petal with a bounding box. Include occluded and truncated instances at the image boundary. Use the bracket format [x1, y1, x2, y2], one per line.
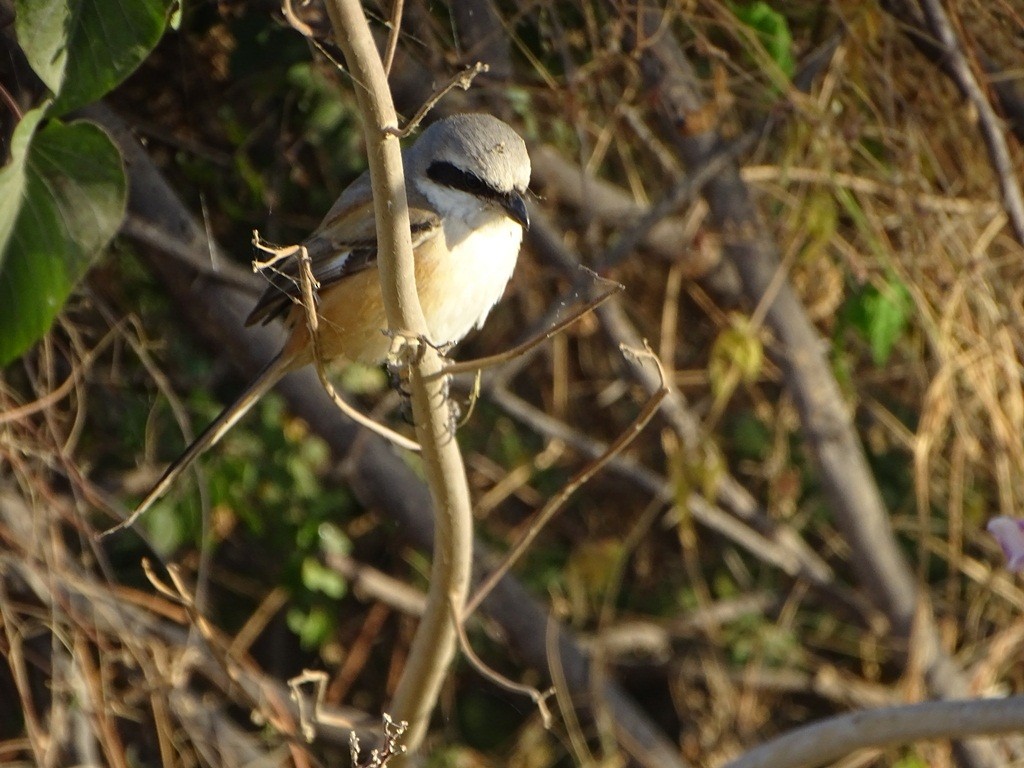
[987, 517, 1024, 572]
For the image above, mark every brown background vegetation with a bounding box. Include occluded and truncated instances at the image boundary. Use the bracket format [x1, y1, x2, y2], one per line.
[2, 0, 1024, 766]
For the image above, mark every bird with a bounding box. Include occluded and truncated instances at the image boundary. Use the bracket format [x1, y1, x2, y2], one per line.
[130, 113, 531, 521]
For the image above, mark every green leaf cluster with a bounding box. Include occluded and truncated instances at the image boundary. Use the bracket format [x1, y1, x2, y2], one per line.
[140, 392, 356, 650]
[1, 0, 174, 365]
[839, 276, 913, 366]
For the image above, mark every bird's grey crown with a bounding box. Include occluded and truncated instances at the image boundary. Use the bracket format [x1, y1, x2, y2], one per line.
[408, 113, 531, 197]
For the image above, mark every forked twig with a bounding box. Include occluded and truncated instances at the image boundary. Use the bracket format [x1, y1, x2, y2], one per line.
[465, 342, 669, 616]
[287, 670, 329, 742]
[140, 559, 217, 642]
[350, 714, 408, 768]
[252, 236, 420, 452]
[452, 599, 554, 728]
[250, 232, 301, 271]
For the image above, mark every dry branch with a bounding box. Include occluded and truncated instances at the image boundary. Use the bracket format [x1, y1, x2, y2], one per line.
[726, 696, 1024, 768]
[321, 0, 474, 754]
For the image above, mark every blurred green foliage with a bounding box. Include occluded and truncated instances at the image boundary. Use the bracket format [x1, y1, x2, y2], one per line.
[731, 1, 796, 79]
[839, 275, 913, 366]
[140, 392, 356, 648]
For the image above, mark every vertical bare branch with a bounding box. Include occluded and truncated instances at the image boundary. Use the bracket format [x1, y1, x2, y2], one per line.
[320, 0, 475, 755]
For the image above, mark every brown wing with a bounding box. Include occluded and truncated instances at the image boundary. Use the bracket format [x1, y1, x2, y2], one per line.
[245, 201, 442, 327]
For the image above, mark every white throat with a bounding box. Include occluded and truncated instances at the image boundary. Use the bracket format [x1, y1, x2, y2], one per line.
[416, 179, 523, 346]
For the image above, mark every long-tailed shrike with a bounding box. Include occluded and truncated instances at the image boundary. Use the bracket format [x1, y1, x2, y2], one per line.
[133, 113, 531, 518]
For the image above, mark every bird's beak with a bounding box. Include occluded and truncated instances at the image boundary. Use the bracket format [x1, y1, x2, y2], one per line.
[503, 192, 530, 231]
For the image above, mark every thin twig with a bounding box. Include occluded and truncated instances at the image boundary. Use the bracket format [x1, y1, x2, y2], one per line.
[916, 0, 1024, 246]
[386, 62, 489, 138]
[485, 382, 837, 584]
[547, 615, 594, 765]
[452, 599, 554, 727]
[123, 216, 258, 294]
[0, 80, 23, 120]
[594, 129, 758, 272]
[281, 0, 316, 38]
[325, 553, 427, 616]
[440, 271, 623, 376]
[466, 343, 668, 616]
[382, 0, 404, 77]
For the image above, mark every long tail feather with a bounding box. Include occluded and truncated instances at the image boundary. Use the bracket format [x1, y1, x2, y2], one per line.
[115, 354, 293, 533]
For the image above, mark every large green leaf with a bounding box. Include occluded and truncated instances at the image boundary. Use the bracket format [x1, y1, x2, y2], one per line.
[16, 0, 173, 116]
[0, 106, 47, 261]
[0, 118, 126, 365]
